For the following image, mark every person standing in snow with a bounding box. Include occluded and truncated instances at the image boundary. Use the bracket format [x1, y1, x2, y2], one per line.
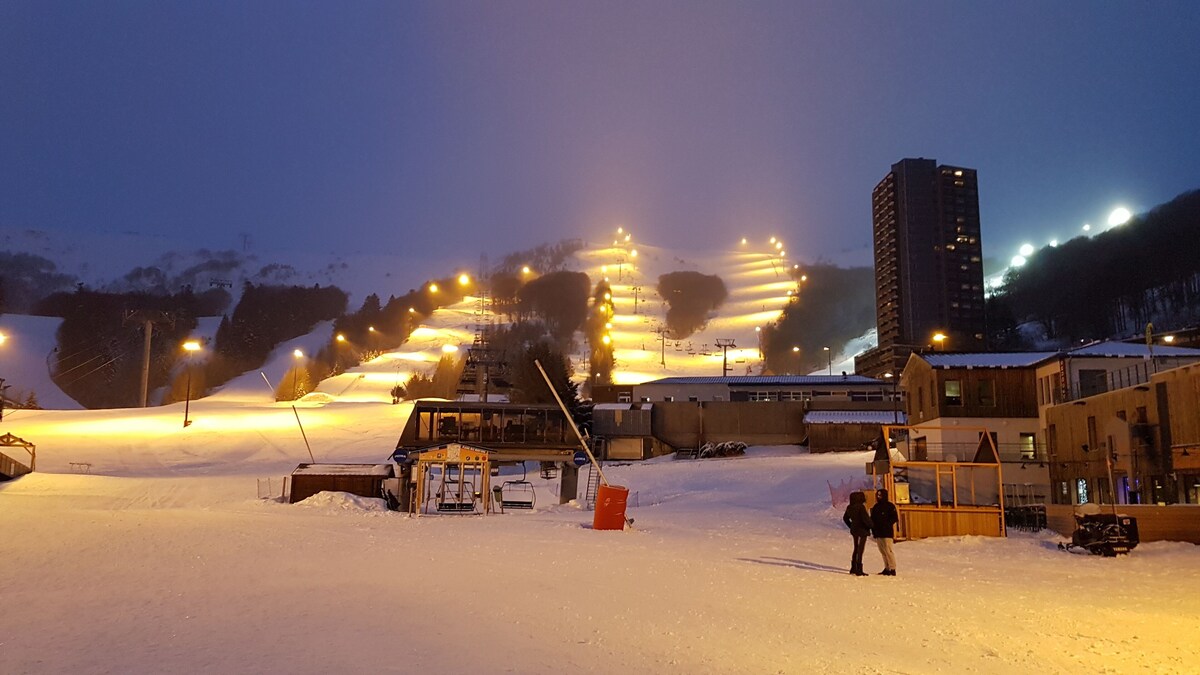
[842, 490, 873, 576]
[870, 488, 899, 576]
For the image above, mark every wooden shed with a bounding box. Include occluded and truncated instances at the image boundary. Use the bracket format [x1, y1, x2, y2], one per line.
[289, 463, 395, 504]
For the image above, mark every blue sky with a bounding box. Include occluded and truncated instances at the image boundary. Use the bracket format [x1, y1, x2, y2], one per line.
[2, 1, 1198, 272]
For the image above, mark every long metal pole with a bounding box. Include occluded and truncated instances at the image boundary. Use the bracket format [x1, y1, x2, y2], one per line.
[183, 365, 192, 427]
[140, 320, 153, 407]
[533, 359, 609, 486]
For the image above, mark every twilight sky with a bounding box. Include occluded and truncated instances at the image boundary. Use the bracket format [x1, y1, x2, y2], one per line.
[2, 1, 1198, 271]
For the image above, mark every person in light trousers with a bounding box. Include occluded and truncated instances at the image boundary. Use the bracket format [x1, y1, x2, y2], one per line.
[870, 488, 899, 576]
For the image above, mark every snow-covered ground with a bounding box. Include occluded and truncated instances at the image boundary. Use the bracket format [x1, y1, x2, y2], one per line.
[4, 439, 1199, 674]
[5, 239, 1196, 673]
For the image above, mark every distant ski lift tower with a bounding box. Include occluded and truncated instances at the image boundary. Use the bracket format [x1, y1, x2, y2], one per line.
[715, 338, 737, 376]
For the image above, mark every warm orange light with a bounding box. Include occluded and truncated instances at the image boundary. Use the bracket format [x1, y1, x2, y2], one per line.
[521, 266, 531, 275]
[293, 349, 304, 358]
[336, 334, 347, 343]
[428, 283, 439, 293]
[182, 340, 201, 352]
[368, 326, 376, 332]
[458, 274, 470, 285]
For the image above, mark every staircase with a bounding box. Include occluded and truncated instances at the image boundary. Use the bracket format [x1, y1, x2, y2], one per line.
[584, 463, 602, 509]
[675, 446, 700, 460]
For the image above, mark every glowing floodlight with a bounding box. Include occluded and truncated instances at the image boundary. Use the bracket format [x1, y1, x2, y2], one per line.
[1163, 335, 1176, 344]
[1049, 239, 1059, 247]
[441, 344, 458, 354]
[770, 237, 777, 244]
[740, 237, 747, 245]
[1011, 255, 1027, 267]
[775, 242, 783, 250]
[336, 334, 346, 343]
[601, 335, 612, 345]
[630, 249, 638, 258]
[428, 283, 439, 292]
[1082, 223, 1091, 232]
[458, 274, 470, 285]
[522, 266, 531, 275]
[1108, 207, 1132, 226]
[1019, 243, 1034, 257]
[293, 349, 304, 358]
[617, 226, 624, 234]
[183, 340, 201, 352]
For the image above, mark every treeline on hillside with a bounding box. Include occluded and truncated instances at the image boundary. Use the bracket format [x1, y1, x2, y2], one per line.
[993, 189, 1200, 345]
[36, 287, 228, 408]
[762, 264, 875, 374]
[0, 252, 78, 313]
[657, 271, 728, 338]
[206, 283, 348, 388]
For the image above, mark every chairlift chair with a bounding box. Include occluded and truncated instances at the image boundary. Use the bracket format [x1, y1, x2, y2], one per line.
[494, 463, 536, 513]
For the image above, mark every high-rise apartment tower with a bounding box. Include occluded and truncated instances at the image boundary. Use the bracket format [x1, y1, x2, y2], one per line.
[855, 158, 986, 377]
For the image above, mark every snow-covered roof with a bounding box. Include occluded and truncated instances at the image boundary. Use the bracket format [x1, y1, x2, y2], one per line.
[804, 410, 907, 425]
[1066, 340, 1200, 358]
[920, 352, 1057, 369]
[594, 403, 633, 410]
[640, 375, 884, 386]
[291, 464, 394, 477]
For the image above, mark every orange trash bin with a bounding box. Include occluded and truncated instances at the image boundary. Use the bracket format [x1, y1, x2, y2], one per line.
[593, 483, 629, 530]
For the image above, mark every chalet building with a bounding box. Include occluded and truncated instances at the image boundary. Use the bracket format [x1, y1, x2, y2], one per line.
[1042, 361, 1200, 543]
[901, 351, 1056, 500]
[1045, 360, 1200, 507]
[902, 340, 1200, 505]
[1033, 340, 1200, 433]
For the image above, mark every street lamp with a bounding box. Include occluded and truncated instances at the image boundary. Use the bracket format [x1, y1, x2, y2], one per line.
[292, 349, 304, 399]
[883, 372, 898, 423]
[823, 346, 832, 375]
[792, 346, 800, 375]
[933, 333, 947, 351]
[182, 340, 201, 427]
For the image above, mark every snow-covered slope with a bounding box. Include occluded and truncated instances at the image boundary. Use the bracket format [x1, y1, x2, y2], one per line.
[0, 237, 1197, 672]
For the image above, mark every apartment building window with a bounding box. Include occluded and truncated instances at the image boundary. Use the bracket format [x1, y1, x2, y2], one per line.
[944, 380, 963, 406]
[977, 379, 995, 407]
[1086, 416, 1098, 451]
[1019, 433, 1037, 460]
[617, 393, 632, 403]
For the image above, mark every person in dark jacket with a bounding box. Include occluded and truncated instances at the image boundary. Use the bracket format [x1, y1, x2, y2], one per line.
[842, 490, 874, 576]
[870, 488, 900, 576]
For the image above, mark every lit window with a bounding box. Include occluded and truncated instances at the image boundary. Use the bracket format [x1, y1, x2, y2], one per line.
[945, 380, 963, 406]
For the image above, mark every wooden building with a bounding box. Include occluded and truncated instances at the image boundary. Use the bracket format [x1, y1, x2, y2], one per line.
[902, 352, 1054, 501]
[289, 463, 395, 504]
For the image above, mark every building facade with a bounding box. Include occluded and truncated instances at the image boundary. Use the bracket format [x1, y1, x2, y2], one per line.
[857, 158, 985, 377]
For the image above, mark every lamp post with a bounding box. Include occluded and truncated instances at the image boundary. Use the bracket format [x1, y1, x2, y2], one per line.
[823, 346, 832, 375]
[0, 332, 8, 421]
[182, 340, 200, 428]
[792, 346, 800, 375]
[292, 349, 304, 399]
[883, 372, 898, 423]
[933, 332, 947, 351]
